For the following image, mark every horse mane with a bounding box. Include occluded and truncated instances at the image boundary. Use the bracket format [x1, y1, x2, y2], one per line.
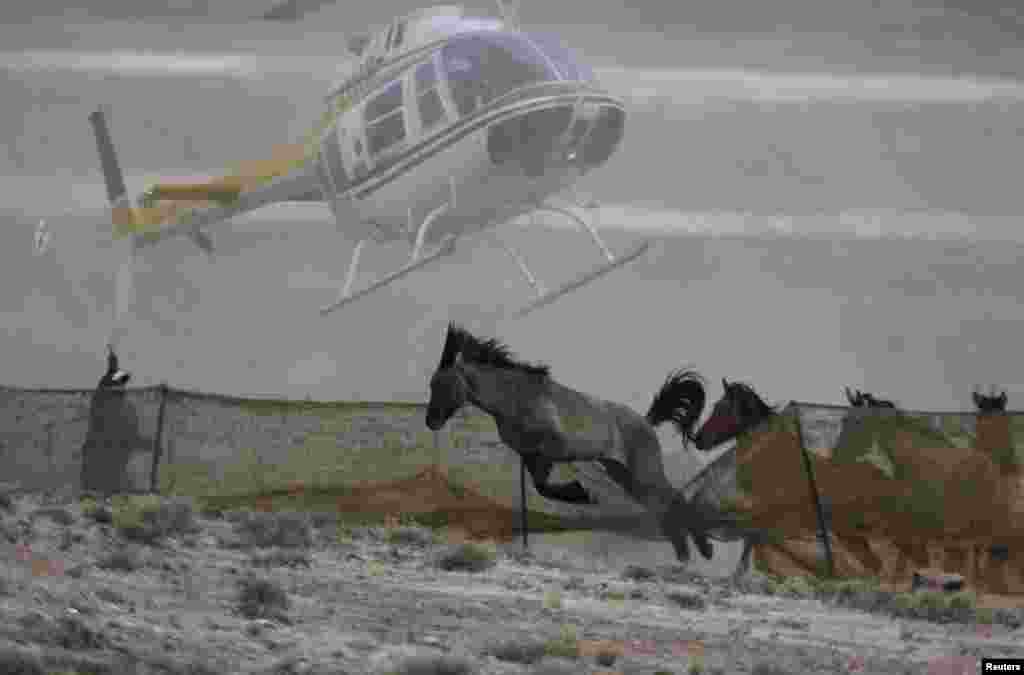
[439, 323, 550, 377]
[646, 369, 706, 441]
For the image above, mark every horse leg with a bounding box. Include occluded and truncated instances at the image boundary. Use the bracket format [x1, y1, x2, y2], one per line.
[598, 458, 712, 562]
[523, 454, 594, 504]
[668, 494, 715, 561]
[731, 534, 755, 581]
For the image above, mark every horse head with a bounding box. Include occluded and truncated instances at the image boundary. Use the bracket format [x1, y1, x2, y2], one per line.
[974, 386, 1008, 413]
[692, 377, 776, 451]
[860, 390, 895, 409]
[845, 387, 865, 407]
[426, 323, 470, 430]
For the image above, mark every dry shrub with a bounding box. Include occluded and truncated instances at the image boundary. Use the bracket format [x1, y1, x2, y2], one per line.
[249, 548, 312, 569]
[621, 564, 656, 581]
[113, 495, 200, 545]
[434, 543, 496, 572]
[484, 638, 547, 665]
[752, 664, 794, 675]
[97, 546, 144, 572]
[385, 525, 436, 547]
[667, 591, 706, 611]
[0, 645, 44, 675]
[236, 575, 290, 620]
[233, 511, 313, 549]
[384, 653, 478, 675]
[31, 506, 75, 526]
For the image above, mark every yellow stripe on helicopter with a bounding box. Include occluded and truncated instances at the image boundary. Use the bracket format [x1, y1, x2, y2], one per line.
[112, 95, 353, 240]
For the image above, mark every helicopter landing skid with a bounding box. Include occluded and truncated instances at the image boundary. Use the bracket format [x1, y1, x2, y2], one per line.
[319, 235, 456, 316]
[504, 201, 651, 319]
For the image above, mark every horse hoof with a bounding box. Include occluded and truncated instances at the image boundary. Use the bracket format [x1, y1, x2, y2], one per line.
[696, 536, 714, 561]
[670, 537, 691, 563]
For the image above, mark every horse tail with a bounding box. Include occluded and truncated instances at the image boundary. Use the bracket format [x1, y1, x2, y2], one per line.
[646, 369, 706, 442]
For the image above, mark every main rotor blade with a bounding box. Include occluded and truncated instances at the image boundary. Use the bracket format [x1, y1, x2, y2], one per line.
[261, 0, 338, 21]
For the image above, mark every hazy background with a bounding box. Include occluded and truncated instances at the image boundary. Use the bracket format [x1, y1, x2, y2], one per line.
[3, 0, 1024, 425]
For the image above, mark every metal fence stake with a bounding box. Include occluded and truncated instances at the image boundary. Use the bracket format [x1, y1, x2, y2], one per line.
[149, 383, 169, 493]
[794, 405, 835, 577]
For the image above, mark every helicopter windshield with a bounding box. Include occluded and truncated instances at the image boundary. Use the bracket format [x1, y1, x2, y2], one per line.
[442, 32, 590, 117]
[524, 32, 595, 83]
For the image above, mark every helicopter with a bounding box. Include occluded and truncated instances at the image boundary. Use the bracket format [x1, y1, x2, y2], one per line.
[34, 1, 648, 352]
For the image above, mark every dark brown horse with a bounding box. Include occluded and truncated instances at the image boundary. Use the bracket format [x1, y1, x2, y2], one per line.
[845, 387, 896, 409]
[973, 386, 1008, 413]
[682, 378, 779, 579]
[425, 323, 718, 563]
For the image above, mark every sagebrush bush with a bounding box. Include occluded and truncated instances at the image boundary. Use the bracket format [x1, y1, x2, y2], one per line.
[236, 575, 289, 620]
[434, 543, 496, 572]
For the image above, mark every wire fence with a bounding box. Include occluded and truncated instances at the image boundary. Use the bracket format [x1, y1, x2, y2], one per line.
[1, 383, 437, 495]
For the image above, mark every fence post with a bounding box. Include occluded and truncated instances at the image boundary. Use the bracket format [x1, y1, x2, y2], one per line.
[793, 404, 835, 577]
[520, 457, 528, 552]
[149, 383, 169, 494]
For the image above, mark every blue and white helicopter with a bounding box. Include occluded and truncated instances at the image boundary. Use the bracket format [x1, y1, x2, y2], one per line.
[35, 1, 647, 349]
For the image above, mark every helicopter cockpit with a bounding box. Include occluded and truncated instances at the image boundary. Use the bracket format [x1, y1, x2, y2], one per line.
[441, 31, 595, 117]
[439, 31, 622, 177]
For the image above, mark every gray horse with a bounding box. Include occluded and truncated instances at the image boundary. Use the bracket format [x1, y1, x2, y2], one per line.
[425, 323, 719, 562]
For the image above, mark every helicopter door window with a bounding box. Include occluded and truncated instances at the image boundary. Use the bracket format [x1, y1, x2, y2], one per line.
[364, 80, 406, 157]
[414, 60, 445, 132]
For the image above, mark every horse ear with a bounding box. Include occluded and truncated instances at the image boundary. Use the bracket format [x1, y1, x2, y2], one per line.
[722, 377, 728, 390]
[438, 323, 461, 370]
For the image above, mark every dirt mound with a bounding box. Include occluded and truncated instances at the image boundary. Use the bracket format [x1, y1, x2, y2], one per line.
[334, 465, 524, 542]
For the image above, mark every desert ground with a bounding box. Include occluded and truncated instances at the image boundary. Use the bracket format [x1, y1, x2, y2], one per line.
[2, 487, 1023, 675]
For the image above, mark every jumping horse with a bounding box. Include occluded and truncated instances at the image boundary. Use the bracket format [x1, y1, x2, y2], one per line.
[425, 323, 721, 562]
[845, 387, 896, 409]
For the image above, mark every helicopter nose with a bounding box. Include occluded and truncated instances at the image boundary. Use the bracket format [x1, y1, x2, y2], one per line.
[576, 104, 625, 168]
[487, 101, 625, 175]
[487, 106, 573, 174]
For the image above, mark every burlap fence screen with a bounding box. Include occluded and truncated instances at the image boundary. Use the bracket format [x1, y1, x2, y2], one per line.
[687, 401, 1024, 589]
[0, 384, 510, 500]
